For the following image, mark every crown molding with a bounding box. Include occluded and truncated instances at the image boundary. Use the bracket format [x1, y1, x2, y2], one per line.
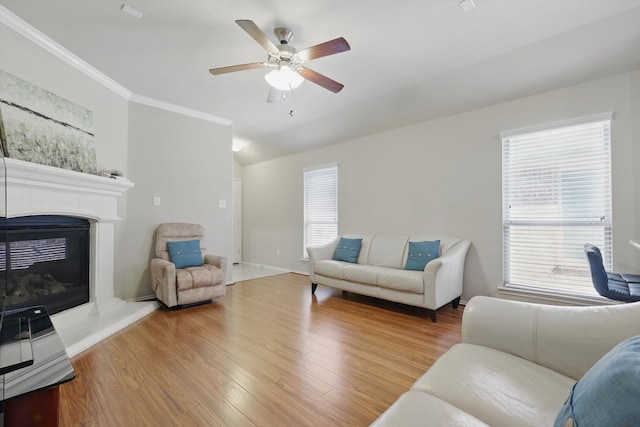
[0, 6, 131, 99]
[0, 6, 232, 126]
[129, 94, 233, 126]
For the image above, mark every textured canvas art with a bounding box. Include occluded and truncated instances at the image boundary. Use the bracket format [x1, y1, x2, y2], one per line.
[0, 69, 96, 174]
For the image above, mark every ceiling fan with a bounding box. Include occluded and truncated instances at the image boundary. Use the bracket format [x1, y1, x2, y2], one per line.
[209, 20, 350, 102]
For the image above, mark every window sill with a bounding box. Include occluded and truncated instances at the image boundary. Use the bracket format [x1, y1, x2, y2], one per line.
[498, 285, 618, 306]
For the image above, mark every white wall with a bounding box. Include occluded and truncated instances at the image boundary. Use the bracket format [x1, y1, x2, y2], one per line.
[233, 159, 243, 180]
[123, 103, 233, 299]
[1, 19, 234, 302]
[242, 70, 640, 303]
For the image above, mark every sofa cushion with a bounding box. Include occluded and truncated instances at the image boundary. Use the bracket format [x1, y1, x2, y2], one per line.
[378, 269, 424, 294]
[333, 237, 362, 263]
[404, 240, 440, 271]
[368, 235, 409, 268]
[411, 343, 574, 427]
[554, 335, 640, 427]
[342, 264, 380, 286]
[167, 239, 204, 269]
[371, 391, 490, 427]
[314, 260, 346, 279]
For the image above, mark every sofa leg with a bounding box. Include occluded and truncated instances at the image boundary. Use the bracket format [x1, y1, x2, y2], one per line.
[311, 283, 318, 294]
[430, 310, 437, 323]
[452, 297, 461, 309]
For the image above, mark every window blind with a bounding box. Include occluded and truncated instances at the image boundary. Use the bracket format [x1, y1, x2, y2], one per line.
[501, 114, 612, 295]
[303, 165, 338, 258]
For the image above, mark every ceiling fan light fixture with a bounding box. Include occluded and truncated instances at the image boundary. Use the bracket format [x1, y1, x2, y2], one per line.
[265, 66, 304, 91]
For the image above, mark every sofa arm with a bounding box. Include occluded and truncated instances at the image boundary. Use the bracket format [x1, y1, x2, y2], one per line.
[150, 258, 177, 307]
[423, 239, 471, 309]
[204, 254, 228, 277]
[462, 296, 640, 380]
[307, 238, 339, 282]
[307, 238, 339, 262]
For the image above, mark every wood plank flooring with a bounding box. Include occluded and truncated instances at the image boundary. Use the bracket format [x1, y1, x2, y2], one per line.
[59, 273, 463, 426]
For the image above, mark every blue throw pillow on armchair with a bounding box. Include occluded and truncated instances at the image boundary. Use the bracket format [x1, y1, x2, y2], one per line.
[554, 335, 640, 427]
[333, 237, 362, 263]
[404, 240, 440, 271]
[167, 239, 204, 269]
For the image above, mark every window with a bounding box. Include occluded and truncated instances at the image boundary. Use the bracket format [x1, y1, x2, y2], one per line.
[501, 113, 612, 296]
[303, 164, 338, 258]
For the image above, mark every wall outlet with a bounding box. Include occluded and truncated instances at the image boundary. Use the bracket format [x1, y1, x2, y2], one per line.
[276, 249, 280, 256]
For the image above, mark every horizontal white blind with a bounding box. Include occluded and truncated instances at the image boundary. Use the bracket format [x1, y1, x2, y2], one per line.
[502, 116, 612, 295]
[303, 165, 338, 258]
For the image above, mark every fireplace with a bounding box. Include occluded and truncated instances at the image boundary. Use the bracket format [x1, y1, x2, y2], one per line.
[1, 215, 90, 315]
[1, 157, 157, 357]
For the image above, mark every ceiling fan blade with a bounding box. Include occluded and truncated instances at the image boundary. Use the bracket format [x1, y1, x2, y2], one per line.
[299, 67, 344, 93]
[267, 87, 284, 103]
[297, 37, 350, 62]
[235, 19, 279, 54]
[209, 62, 267, 75]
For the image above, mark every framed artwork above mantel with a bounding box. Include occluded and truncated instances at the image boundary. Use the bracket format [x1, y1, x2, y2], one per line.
[0, 68, 97, 175]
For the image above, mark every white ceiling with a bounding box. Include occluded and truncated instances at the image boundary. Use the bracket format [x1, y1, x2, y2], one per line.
[2, 0, 640, 165]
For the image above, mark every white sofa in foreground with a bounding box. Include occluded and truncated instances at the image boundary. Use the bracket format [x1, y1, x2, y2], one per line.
[307, 234, 471, 321]
[371, 296, 640, 426]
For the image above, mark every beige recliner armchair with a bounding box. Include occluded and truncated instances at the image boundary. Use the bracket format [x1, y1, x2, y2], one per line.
[150, 222, 227, 308]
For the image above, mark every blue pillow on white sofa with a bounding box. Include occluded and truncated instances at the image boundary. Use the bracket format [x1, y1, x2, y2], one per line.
[554, 335, 640, 427]
[333, 237, 362, 263]
[404, 240, 440, 271]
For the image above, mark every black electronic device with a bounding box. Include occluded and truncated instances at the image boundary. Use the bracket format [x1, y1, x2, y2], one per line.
[0, 307, 34, 375]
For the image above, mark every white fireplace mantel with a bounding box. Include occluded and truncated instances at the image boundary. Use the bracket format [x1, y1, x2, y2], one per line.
[1, 158, 157, 357]
[2, 157, 134, 220]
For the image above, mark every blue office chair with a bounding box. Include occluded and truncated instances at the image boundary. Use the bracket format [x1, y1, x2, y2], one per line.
[584, 244, 640, 303]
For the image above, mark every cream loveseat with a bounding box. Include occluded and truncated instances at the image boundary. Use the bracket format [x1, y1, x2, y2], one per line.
[307, 234, 471, 321]
[372, 296, 640, 426]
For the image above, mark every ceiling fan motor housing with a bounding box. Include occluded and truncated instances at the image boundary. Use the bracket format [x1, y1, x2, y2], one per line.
[274, 27, 293, 44]
[275, 44, 298, 62]
[270, 28, 299, 67]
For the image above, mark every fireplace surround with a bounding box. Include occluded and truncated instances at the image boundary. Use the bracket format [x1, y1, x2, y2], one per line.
[1, 157, 157, 356]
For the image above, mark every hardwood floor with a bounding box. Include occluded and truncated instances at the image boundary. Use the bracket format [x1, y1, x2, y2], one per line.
[59, 273, 463, 426]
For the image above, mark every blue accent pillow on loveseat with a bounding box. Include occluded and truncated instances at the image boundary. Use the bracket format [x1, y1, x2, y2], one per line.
[404, 240, 440, 271]
[333, 237, 362, 263]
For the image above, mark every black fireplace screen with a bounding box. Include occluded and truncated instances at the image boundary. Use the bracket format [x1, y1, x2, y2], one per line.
[0, 215, 90, 315]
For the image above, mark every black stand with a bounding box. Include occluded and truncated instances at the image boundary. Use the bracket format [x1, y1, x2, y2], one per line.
[0, 306, 75, 427]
